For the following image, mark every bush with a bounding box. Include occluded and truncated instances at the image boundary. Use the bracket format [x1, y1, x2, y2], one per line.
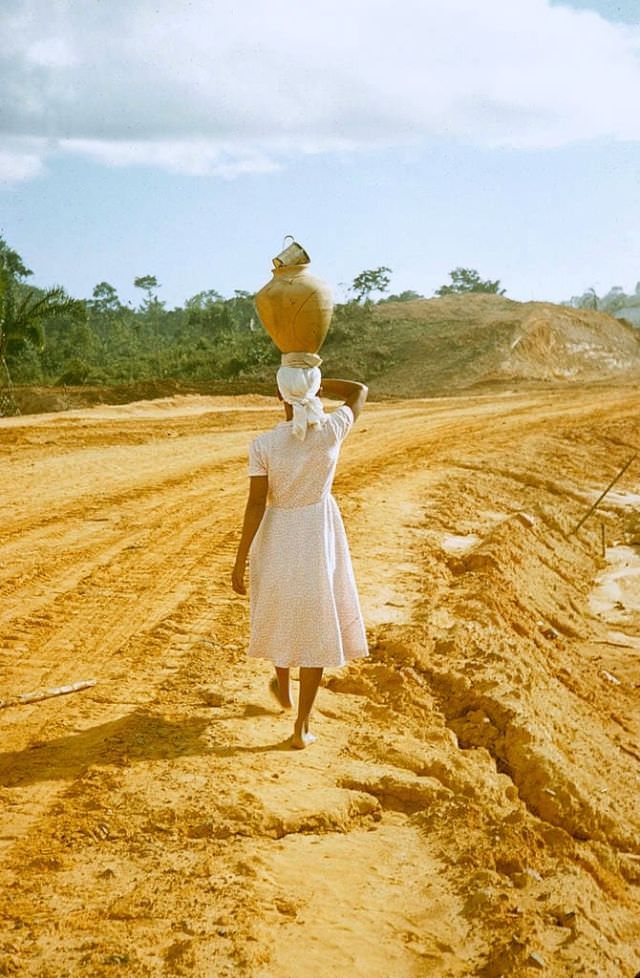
[57, 358, 92, 385]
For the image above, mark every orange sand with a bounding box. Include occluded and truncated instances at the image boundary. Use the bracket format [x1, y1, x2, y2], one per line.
[0, 389, 639, 977]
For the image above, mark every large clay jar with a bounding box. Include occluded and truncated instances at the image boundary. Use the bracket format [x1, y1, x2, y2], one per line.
[255, 249, 333, 354]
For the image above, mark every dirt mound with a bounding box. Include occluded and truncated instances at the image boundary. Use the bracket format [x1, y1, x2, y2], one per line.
[507, 304, 640, 380]
[371, 294, 640, 397]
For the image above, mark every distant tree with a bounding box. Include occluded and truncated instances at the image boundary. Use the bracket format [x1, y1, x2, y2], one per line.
[134, 274, 163, 313]
[89, 281, 121, 316]
[435, 267, 506, 296]
[351, 266, 392, 303]
[577, 287, 599, 310]
[0, 236, 32, 281]
[228, 290, 256, 331]
[378, 289, 423, 304]
[599, 286, 626, 313]
[185, 289, 224, 311]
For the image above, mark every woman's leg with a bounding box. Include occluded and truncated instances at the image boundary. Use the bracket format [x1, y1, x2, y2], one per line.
[270, 666, 292, 710]
[292, 667, 323, 748]
[275, 667, 292, 708]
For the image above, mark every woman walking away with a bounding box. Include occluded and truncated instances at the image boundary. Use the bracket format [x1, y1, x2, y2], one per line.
[231, 362, 369, 749]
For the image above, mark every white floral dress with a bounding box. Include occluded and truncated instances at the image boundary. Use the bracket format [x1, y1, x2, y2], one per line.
[246, 404, 368, 669]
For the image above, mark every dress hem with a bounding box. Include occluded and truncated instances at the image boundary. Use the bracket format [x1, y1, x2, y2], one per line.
[246, 649, 369, 669]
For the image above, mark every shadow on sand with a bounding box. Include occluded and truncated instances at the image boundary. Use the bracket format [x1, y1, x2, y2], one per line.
[0, 700, 297, 787]
[0, 709, 209, 788]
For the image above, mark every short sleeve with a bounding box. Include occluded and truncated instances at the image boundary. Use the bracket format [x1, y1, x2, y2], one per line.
[248, 437, 267, 476]
[327, 404, 354, 444]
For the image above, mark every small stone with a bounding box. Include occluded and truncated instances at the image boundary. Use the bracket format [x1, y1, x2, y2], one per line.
[540, 624, 560, 640]
[516, 511, 536, 529]
[527, 951, 545, 968]
[201, 689, 225, 707]
[600, 670, 621, 686]
[513, 868, 542, 888]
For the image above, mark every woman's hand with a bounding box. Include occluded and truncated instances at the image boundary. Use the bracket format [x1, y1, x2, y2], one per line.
[232, 557, 247, 595]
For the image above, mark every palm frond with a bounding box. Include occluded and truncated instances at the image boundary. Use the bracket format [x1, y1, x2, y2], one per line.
[1, 282, 86, 357]
[16, 287, 86, 327]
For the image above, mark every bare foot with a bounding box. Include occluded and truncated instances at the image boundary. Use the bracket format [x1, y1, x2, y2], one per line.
[290, 730, 317, 749]
[269, 676, 292, 711]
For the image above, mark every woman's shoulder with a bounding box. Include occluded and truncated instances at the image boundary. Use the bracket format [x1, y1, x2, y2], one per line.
[253, 422, 282, 442]
[251, 421, 290, 453]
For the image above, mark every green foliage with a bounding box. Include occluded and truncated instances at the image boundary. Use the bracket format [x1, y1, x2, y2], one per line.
[0, 236, 32, 280]
[58, 357, 93, 386]
[1, 238, 87, 404]
[378, 289, 423, 304]
[567, 284, 640, 317]
[185, 289, 224, 311]
[435, 267, 505, 296]
[1, 283, 86, 357]
[7, 340, 44, 384]
[568, 287, 599, 310]
[134, 274, 160, 296]
[133, 274, 165, 315]
[6, 236, 500, 399]
[89, 282, 122, 316]
[565, 284, 640, 326]
[351, 266, 392, 303]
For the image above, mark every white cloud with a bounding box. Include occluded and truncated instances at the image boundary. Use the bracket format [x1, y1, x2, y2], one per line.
[1, 0, 640, 182]
[26, 35, 76, 69]
[0, 139, 45, 182]
[61, 138, 283, 178]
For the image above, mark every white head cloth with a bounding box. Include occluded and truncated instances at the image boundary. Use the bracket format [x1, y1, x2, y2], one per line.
[277, 351, 327, 441]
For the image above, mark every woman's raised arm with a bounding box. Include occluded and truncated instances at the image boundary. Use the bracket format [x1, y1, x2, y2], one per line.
[319, 378, 368, 421]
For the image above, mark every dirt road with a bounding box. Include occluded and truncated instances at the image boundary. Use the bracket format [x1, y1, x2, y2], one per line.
[1, 388, 639, 977]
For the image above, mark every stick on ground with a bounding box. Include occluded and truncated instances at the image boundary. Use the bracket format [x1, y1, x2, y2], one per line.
[0, 679, 97, 710]
[568, 454, 637, 537]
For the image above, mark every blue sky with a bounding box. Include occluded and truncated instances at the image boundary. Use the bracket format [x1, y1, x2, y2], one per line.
[2, 0, 640, 308]
[553, 0, 639, 20]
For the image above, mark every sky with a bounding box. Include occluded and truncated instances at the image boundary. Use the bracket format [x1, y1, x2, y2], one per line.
[1, 0, 640, 308]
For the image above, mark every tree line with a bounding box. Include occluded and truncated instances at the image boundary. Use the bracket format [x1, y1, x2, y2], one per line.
[566, 283, 640, 316]
[0, 235, 506, 414]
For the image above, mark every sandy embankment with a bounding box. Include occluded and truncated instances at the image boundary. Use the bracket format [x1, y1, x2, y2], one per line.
[0, 389, 639, 977]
